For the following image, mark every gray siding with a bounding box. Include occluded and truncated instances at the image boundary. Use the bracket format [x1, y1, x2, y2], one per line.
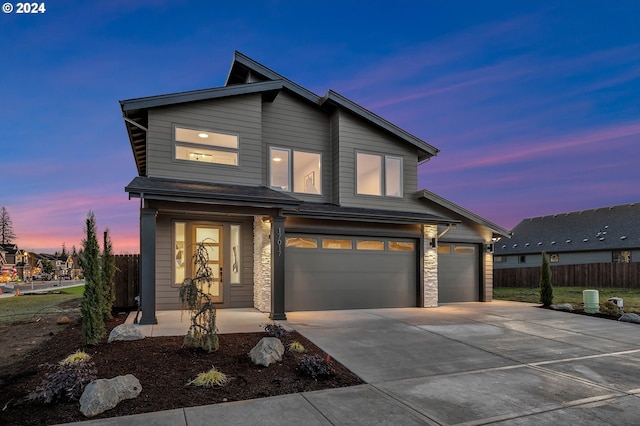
[262, 91, 332, 202]
[146, 94, 263, 185]
[494, 251, 619, 269]
[334, 110, 426, 212]
[153, 206, 255, 310]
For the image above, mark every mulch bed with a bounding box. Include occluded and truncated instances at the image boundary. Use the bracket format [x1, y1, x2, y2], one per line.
[0, 314, 363, 426]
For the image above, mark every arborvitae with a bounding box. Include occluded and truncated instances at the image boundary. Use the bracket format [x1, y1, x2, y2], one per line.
[539, 251, 554, 307]
[101, 228, 116, 320]
[80, 211, 105, 345]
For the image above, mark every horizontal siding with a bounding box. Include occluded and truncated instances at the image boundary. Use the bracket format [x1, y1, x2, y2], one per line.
[335, 110, 426, 212]
[153, 208, 254, 310]
[262, 91, 332, 202]
[147, 94, 263, 186]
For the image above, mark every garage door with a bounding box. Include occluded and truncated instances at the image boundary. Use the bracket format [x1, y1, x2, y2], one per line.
[285, 234, 418, 311]
[437, 243, 480, 303]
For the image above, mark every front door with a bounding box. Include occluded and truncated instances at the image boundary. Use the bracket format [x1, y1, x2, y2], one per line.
[193, 225, 223, 303]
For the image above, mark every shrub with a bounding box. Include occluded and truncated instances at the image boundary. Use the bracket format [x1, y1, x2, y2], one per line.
[80, 211, 105, 345]
[29, 358, 97, 403]
[539, 251, 553, 307]
[601, 301, 622, 316]
[288, 341, 306, 353]
[297, 355, 334, 379]
[59, 350, 91, 366]
[263, 322, 288, 338]
[187, 367, 228, 388]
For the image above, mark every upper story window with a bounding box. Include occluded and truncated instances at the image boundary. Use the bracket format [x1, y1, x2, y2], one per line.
[269, 147, 322, 194]
[175, 127, 238, 166]
[356, 152, 403, 197]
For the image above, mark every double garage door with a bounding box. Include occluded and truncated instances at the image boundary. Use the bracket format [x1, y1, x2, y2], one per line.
[284, 234, 418, 311]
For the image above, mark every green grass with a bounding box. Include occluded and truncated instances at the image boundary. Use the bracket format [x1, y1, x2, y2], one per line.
[494, 287, 640, 313]
[0, 286, 84, 326]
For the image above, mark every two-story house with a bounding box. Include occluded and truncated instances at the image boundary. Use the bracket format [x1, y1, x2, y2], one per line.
[121, 52, 510, 325]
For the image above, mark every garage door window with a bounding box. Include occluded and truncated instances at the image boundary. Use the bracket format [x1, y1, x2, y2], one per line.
[356, 240, 385, 250]
[286, 237, 318, 248]
[437, 244, 451, 254]
[389, 241, 415, 251]
[454, 245, 476, 254]
[322, 239, 353, 249]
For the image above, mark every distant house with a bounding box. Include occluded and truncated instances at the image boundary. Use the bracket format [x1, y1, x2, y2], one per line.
[0, 244, 18, 265]
[120, 51, 510, 324]
[494, 203, 640, 287]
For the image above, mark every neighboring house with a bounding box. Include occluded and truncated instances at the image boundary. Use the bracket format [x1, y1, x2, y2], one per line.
[0, 244, 18, 265]
[121, 51, 510, 324]
[494, 203, 640, 286]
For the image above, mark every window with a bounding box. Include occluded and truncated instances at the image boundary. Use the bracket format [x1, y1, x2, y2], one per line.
[356, 240, 385, 250]
[518, 255, 526, 264]
[322, 239, 352, 249]
[550, 253, 559, 263]
[437, 244, 451, 254]
[613, 250, 631, 263]
[389, 241, 415, 251]
[174, 222, 185, 285]
[356, 152, 403, 197]
[454, 245, 476, 254]
[493, 256, 505, 263]
[286, 237, 318, 248]
[270, 147, 322, 194]
[230, 225, 241, 284]
[175, 127, 238, 165]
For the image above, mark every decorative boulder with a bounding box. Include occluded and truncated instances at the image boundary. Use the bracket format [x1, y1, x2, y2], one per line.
[550, 303, 574, 312]
[80, 374, 142, 417]
[249, 337, 285, 367]
[108, 324, 145, 343]
[619, 313, 640, 324]
[57, 316, 71, 325]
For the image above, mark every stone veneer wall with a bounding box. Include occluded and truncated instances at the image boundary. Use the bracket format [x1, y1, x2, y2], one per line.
[253, 217, 272, 313]
[423, 224, 438, 307]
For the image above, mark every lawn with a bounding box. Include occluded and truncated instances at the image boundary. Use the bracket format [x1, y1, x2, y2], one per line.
[0, 286, 84, 326]
[493, 287, 640, 313]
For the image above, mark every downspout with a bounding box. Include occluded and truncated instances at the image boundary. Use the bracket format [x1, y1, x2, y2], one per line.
[438, 223, 456, 239]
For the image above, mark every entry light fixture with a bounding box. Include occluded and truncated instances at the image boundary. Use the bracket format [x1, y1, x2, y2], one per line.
[429, 237, 437, 249]
[485, 243, 494, 253]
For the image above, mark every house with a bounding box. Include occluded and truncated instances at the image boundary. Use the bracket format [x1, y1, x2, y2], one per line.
[121, 52, 510, 324]
[494, 203, 640, 286]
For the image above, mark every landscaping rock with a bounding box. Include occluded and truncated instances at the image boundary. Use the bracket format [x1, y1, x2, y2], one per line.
[550, 303, 574, 312]
[80, 374, 142, 417]
[249, 337, 284, 367]
[108, 324, 145, 343]
[618, 313, 640, 324]
[56, 316, 71, 325]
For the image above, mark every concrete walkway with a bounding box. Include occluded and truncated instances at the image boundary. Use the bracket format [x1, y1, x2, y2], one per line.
[60, 301, 640, 425]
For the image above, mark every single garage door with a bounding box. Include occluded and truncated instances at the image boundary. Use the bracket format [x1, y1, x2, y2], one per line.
[437, 243, 480, 303]
[285, 234, 418, 311]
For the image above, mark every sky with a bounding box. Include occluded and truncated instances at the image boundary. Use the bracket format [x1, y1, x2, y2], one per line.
[1, 1, 639, 254]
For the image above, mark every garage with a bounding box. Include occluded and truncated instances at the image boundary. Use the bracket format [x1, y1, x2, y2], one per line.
[284, 234, 418, 311]
[437, 243, 480, 303]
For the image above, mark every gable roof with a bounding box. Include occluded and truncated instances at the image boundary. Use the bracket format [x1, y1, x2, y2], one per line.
[120, 51, 439, 176]
[495, 202, 640, 255]
[419, 190, 511, 238]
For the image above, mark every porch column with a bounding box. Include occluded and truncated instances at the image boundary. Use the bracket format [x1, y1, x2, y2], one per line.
[139, 208, 157, 325]
[270, 215, 286, 320]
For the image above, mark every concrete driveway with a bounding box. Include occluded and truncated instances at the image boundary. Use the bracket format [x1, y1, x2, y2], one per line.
[282, 301, 640, 425]
[66, 301, 640, 425]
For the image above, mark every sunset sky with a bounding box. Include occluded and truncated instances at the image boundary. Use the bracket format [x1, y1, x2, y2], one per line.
[1, 1, 639, 254]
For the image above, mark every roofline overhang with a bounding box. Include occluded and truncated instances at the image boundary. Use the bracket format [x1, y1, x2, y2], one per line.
[420, 189, 512, 238]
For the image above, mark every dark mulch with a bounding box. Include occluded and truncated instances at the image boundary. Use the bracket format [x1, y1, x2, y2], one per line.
[0, 315, 363, 426]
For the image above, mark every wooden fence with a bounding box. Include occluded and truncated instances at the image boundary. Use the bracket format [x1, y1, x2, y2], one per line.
[494, 263, 640, 288]
[114, 254, 139, 309]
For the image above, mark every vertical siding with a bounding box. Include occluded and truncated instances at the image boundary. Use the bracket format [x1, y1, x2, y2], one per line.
[262, 91, 332, 202]
[146, 94, 263, 185]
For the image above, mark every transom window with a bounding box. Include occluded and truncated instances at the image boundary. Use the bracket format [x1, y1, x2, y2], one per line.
[356, 152, 403, 197]
[175, 127, 239, 165]
[270, 147, 322, 194]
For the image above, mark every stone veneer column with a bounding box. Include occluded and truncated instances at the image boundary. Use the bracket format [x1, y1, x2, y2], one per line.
[423, 224, 438, 307]
[253, 217, 271, 313]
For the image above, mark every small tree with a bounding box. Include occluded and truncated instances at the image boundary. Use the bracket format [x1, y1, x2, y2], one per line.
[179, 241, 219, 352]
[101, 229, 116, 320]
[80, 211, 105, 345]
[0, 207, 17, 244]
[539, 251, 554, 307]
